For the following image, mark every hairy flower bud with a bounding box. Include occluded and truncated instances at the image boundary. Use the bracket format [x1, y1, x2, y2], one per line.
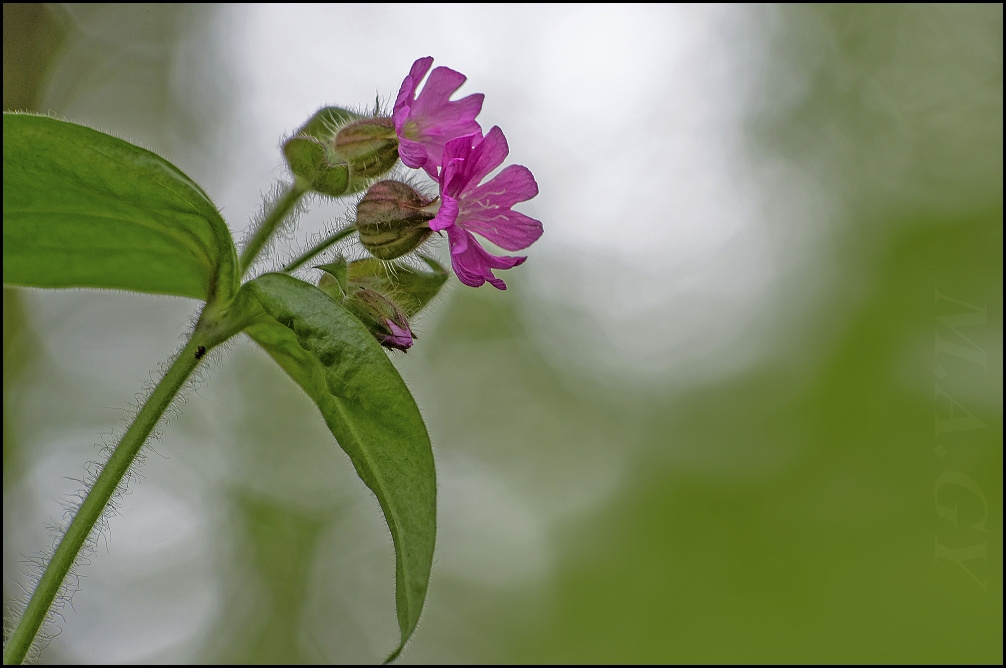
[316, 259, 416, 351]
[343, 287, 414, 351]
[283, 107, 399, 197]
[283, 107, 359, 197]
[283, 136, 349, 197]
[356, 180, 438, 260]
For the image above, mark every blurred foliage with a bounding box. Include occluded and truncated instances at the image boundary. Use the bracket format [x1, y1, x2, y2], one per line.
[209, 491, 329, 664]
[506, 211, 1002, 663]
[496, 6, 1003, 662]
[498, 6, 1002, 662]
[3, 3, 67, 112]
[3, 3, 1001, 664]
[2, 289, 35, 486]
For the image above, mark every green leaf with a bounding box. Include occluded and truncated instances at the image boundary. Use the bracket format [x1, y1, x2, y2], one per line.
[2, 113, 238, 301]
[239, 273, 435, 660]
[348, 255, 449, 317]
[316, 257, 349, 297]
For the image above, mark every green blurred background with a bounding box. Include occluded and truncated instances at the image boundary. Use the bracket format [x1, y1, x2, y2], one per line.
[3, 4, 1001, 663]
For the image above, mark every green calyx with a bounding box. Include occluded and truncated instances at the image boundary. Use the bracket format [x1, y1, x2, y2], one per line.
[356, 180, 437, 260]
[333, 117, 400, 185]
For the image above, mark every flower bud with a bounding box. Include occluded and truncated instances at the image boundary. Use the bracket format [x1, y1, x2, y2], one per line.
[282, 136, 349, 197]
[343, 287, 415, 351]
[297, 106, 361, 140]
[332, 117, 399, 188]
[356, 180, 437, 260]
[283, 106, 398, 197]
[382, 319, 415, 351]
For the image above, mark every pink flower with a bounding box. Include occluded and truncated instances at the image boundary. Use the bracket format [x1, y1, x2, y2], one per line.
[430, 127, 542, 289]
[393, 57, 485, 178]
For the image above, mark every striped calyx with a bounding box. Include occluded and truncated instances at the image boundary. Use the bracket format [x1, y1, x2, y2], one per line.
[356, 180, 437, 260]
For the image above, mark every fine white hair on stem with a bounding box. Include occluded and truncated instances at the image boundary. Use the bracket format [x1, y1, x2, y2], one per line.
[240, 179, 310, 279]
[281, 208, 358, 281]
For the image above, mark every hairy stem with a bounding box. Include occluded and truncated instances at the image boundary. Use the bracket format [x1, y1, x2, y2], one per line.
[3, 336, 207, 665]
[282, 224, 358, 273]
[239, 181, 310, 276]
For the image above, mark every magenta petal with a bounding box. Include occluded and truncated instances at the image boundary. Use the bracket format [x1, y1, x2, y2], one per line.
[467, 164, 539, 208]
[393, 58, 485, 177]
[397, 138, 429, 169]
[447, 226, 526, 289]
[392, 105, 411, 134]
[409, 123, 478, 179]
[413, 94, 483, 141]
[437, 132, 491, 199]
[430, 196, 459, 232]
[394, 80, 415, 117]
[441, 134, 477, 169]
[409, 57, 434, 83]
[420, 163, 440, 180]
[395, 57, 433, 113]
[437, 93, 484, 133]
[460, 210, 543, 252]
[463, 126, 510, 186]
[439, 151, 476, 199]
[411, 66, 468, 116]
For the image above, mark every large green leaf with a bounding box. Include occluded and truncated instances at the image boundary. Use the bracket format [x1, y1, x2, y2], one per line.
[239, 273, 435, 660]
[2, 113, 238, 301]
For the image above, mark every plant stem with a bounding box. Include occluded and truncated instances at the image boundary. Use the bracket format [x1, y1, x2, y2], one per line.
[239, 181, 310, 277]
[281, 224, 357, 273]
[2, 336, 206, 665]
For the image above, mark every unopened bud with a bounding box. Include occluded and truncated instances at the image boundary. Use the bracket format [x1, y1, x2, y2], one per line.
[282, 136, 349, 197]
[283, 106, 397, 197]
[356, 180, 437, 260]
[315, 254, 445, 351]
[297, 106, 361, 140]
[382, 319, 415, 351]
[343, 287, 414, 351]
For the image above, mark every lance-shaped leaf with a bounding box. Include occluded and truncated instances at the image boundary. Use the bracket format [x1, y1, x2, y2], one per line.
[239, 273, 435, 661]
[3, 113, 238, 302]
[316, 257, 350, 298]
